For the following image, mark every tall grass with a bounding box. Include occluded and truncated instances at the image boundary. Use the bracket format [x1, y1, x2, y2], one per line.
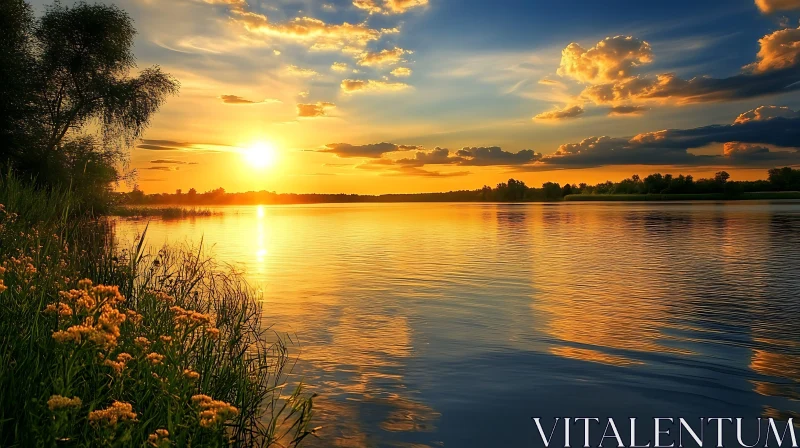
[112, 207, 218, 220]
[0, 174, 314, 447]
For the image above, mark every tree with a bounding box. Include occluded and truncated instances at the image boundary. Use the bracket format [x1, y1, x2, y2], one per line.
[0, 0, 36, 166]
[1, 1, 179, 203]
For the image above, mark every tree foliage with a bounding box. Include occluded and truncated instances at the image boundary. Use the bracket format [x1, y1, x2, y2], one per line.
[0, 0, 178, 211]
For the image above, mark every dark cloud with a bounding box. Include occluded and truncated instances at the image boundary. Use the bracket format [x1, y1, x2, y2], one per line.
[455, 147, 543, 166]
[318, 142, 422, 158]
[137, 139, 229, 151]
[582, 65, 800, 104]
[384, 166, 471, 177]
[519, 114, 800, 170]
[608, 105, 649, 116]
[144, 166, 180, 171]
[219, 95, 280, 105]
[150, 159, 187, 164]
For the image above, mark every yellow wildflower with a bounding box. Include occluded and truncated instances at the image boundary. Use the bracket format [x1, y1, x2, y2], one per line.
[126, 309, 143, 325]
[170, 306, 211, 326]
[146, 352, 164, 365]
[191, 395, 239, 427]
[134, 336, 151, 349]
[47, 395, 82, 411]
[44, 302, 73, 317]
[148, 428, 170, 446]
[183, 369, 200, 380]
[204, 327, 220, 339]
[155, 291, 174, 303]
[1, 281, 9, 294]
[159, 335, 172, 344]
[88, 401, 137, 426]
[103, 353, 133, 375]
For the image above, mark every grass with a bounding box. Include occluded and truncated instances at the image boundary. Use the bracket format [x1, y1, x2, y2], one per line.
[564, 192, 800, 201]
[0, 174, 314, 447]
[112, 206, 218, 219]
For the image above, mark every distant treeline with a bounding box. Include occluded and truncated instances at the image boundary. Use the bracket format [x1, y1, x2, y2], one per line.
[118, 167, 800, 205]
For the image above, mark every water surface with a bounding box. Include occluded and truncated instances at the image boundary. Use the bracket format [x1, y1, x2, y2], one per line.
[115, 202, 800, 447]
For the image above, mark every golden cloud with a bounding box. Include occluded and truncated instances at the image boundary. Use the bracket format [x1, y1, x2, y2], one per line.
[734, 105, 799, 124]
[219, 94, 280, 104]
[390, 67, 412, 77]
[352, 0, 428, 14]
[357, 47, 412, 66]
[746, 26, 800, 73]
[331, 62, 350, 72]
[534, 106, 584, 120]
[557, 36, 653, 84]
[286, 65, 319, 77]
[340, 79, 411, 93]
[755, 0, 800, 13]
[297, 102, 336, 117]
[723, 142, 770, 156]
[231, 9, 385, 52]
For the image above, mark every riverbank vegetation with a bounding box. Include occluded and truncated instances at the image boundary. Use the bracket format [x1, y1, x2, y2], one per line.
[112, 206, 219, 220]
[119, 168, 800, 205]
[0, 0, 313, 445]
[0, 175, 313, 447]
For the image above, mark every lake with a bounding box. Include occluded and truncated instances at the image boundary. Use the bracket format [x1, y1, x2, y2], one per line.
[114, 202, 800, 447]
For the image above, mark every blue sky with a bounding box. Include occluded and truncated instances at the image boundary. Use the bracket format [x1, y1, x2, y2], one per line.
[26, 0, 800, 193]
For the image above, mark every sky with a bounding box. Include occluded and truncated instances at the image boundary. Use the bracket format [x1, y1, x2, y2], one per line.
[27, 0, 800, 194]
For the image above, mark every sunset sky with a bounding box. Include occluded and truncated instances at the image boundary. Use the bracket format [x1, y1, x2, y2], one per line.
[27, 0, 800, 194]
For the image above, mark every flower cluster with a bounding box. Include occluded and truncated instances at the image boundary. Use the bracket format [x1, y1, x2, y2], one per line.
[147, 428, 170, 446]
[146, 352, 164, 365]
[52, 304, 126, 349]
[183, 369, 200, 380]
[170, 306, 212, 326]
[103, 352, 133, 375]
[191, 395, 239, 428]
[0, 266, 6, 294]
[47, 395, 82, 411]
[88, 401, 137, 426]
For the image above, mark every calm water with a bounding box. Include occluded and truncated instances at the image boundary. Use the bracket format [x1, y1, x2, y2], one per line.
[115, 202, 800, 447]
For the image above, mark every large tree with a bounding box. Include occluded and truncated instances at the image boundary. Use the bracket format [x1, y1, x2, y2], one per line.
[0, 0, 178, 200]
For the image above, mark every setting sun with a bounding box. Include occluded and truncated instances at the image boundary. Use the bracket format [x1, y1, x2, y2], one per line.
[243, 142, 278, 169]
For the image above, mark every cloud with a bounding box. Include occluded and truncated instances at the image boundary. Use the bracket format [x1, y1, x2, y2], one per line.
[755, 0, 800, 13]
[557, 31, 800, 105]
[229, 7, 386, 52]
[340, 79, 411, 93]
[723, 142, 771, 156]
[580, 66, 800, 104]
[387, 166, 470, 177]
[318, 142, 422, 158]
[557, 36, 653, 84]
[746, 26, 800, 73]
[331, 62, 350, 72]
[297, 102, 336, 117]
[521, 109, 800, 170]
[137, 139, 231, 151]
[608, 105, 649, 116]
[734, 105, 800, 123]
[286, 65, 319, 77]
[534, 106, 585, 120]
[150, 159, 187, 164]
[219, 94, 280, 104]
[455, 147, 543, 166]
[357, 47, 411, 66]
[391, 67, 412, 77]
[144, 166, 180, 171]
[352, 0, 428, 14]
[538, 78, 565, 87]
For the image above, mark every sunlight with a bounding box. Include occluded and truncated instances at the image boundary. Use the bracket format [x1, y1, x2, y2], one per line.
[243, 142, 278, 169]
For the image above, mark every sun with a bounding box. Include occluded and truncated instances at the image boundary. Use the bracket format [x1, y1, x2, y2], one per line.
[243, 142, 278, 169]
